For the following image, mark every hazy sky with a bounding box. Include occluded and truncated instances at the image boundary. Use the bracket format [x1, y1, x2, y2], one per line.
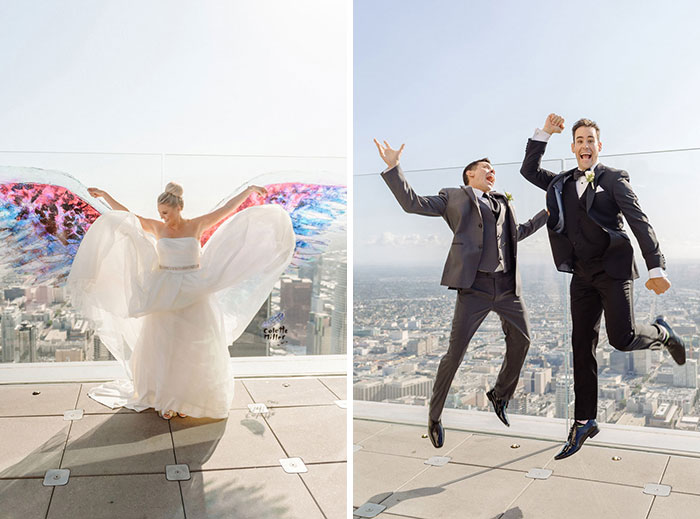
[0, 0, 347, 217]
[354, 0, 700, 267]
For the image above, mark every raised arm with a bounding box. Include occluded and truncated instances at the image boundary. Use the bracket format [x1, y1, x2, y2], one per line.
[520, 114, 564, 191]
[375, 139, 447, 216]
[191, 185, 267, 237]
[516, 209, 548, 241]
[88, 187, 162, 236]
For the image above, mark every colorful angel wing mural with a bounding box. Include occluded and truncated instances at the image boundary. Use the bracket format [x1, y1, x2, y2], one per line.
[0, 166, 110, 286]
[201, 176, 347, 266]
[1, 167, 346, 286]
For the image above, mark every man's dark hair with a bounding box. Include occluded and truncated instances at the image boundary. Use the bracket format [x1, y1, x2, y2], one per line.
[462, 157, 491, 185]
[572, 118, 600, 140]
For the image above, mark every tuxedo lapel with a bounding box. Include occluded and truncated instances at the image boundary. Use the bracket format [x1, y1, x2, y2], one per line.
[585, 164, 605, 213]
[461, 186, 482, 221]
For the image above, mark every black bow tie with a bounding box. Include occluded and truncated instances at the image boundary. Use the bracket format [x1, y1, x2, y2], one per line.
[573, 169, 589, 181]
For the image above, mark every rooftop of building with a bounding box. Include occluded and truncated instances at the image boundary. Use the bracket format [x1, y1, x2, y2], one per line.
[0, 374, 346, 519]
[353, 402, 700, 519]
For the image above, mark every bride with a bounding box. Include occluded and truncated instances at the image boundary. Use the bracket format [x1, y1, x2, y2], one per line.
[66, 181, 295, 419]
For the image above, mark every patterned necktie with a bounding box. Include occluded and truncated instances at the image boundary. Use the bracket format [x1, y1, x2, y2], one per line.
[483, 192, 500, 216]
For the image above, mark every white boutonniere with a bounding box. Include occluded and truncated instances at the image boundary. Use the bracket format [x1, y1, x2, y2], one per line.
[585, 171, 595, 184]
[505, 192, 513, 202]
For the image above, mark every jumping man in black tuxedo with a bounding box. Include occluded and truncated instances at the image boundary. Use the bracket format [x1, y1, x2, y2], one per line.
[520, 114, 687, 459]
[376, 139, 547, 448]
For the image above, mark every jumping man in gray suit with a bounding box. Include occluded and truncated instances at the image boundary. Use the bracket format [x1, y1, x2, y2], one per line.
[374, 139, 548, 448]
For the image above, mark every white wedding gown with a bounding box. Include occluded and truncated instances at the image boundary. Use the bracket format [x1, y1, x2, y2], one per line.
[66, 204, 295, 418]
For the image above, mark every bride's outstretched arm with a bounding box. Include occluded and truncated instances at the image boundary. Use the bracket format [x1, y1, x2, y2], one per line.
[192, 185, 267, 235]
[88, 187, 162, 236]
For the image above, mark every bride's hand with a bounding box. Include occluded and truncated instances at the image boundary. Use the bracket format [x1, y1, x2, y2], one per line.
[247, 185, 267, 197]
[88, 187, 106, 198]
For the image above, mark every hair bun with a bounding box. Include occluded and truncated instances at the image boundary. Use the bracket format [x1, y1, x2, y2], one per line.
[164, 181, 184, 197]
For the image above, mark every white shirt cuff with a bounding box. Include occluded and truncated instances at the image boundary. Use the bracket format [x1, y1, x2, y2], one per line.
[532, 128, 551, 142]
[648, 267, 667, 279]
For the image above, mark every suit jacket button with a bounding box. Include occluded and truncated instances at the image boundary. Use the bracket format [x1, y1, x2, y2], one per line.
[478, 244, 482, 249]
[478, 223, 483, 228]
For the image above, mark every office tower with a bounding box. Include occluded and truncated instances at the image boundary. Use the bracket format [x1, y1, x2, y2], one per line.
[1, 305, 21, 362]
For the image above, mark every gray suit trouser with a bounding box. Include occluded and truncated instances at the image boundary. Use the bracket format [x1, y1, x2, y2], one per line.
[429, 270, 532, 422]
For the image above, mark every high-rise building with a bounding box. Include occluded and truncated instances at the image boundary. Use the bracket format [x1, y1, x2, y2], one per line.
[632, 350, 652, 375]
[307, 312, 332, 355]
[330, 261, 347, 354]
[15, 321, 37, 363]
[673, 359, 698, 388]
[555, 377, 574, 419]
[1, 305, 21, 362]
[280, 278, 313, 346]
[93, 335, 116, 361]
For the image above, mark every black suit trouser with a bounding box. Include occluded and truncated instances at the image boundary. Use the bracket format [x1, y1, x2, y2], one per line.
[429, 271, 531, 422]
[570, 261, 664, 420]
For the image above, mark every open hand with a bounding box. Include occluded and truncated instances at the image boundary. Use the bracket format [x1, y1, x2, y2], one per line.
[646, 277, 671, 295]
[87, 187, 106, 198]
[247, 185, 268, 197]
[374, 138, 405, 169]
[543, 113, 565, 135]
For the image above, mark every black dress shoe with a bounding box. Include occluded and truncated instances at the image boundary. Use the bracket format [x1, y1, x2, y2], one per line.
[428, 419, 444, 448]
[554, 419, 599, 460]
[486, 389, 510, 427]
[654, 316, 687, 365]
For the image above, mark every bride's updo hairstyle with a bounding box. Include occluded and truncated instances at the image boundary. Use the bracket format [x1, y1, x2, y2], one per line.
[157, 182, 184, 210]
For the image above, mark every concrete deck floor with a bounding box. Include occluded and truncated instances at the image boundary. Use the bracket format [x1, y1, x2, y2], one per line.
[353, 419, 700, 519]
[0, 376, 347, 519]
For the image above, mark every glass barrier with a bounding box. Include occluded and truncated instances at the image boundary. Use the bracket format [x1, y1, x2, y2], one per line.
[354, 150, 699, 432]
[0, 151, 346, 366]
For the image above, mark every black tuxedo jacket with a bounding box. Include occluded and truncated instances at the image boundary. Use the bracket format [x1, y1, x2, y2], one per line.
[382, 165, 547, 295]
[520, 138, 665, 280]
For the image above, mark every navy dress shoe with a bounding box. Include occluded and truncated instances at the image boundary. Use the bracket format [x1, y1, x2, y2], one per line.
[428, 419, 444, 448]
[654, 316, 687, 365]
[554, 419, 599, 460]
[486, 389, 510, 427]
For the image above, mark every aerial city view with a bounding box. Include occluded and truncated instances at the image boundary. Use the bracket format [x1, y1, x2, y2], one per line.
[354, 262, 700, 431]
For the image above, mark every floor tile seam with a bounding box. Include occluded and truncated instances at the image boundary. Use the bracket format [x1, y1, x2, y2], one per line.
[644, 495, 656, 519]
[353, 510, 426, 519]
[317, 377, 342, 400]
[177, 480, 188, 519]
[499, 474, 536, 517]
[295, 472, 329, 519]
[387, 463, 435, 496]
[261, 403, 341, 409]
[353, 421, 393, 444]
[42, 382, 83, 517]
[657, 455, 671, 484]
[546, 472, 663, 490]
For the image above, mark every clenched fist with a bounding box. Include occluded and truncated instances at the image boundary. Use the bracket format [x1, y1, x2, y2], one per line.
[374, 139, 405, 169]
[646, 277, 671, 295]
[543, 113, 565, 135]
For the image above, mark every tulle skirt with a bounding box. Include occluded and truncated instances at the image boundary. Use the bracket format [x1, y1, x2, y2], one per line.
[66, 205, 295, 418]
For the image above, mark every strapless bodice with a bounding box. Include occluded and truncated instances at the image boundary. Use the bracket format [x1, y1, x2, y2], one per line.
[156, 237, 201, 270]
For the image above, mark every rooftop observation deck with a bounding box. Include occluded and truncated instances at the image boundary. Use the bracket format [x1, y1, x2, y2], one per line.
[0, 375, 347, 519]
[353, 402, 700, 519]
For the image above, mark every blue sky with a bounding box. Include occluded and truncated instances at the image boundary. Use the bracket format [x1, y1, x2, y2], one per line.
[354, 0, 700, 266]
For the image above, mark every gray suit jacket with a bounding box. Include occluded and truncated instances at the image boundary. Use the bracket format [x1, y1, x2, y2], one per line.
[381, 165, 547, 295]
